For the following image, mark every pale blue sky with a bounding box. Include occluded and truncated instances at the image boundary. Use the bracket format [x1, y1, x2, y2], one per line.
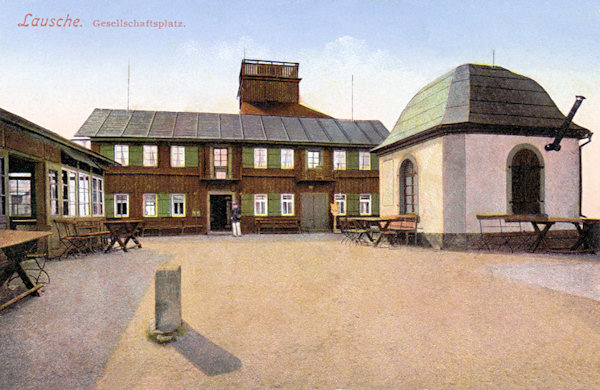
[1, 0, 599, 212]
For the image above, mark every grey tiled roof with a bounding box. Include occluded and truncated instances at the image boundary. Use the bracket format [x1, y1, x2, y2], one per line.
[0, 107, 116, 166]
[75, 109, 388, 146]
[375, 63, 591, 151]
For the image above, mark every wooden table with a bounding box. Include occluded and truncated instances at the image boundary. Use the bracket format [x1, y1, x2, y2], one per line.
[346, 217, 401, 247]
[505, 215, 600, 253]
[0, 230, 51, 296]
[104, 219, 143, 252]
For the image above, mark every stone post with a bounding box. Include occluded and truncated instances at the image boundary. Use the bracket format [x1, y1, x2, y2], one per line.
[148, 264, 186, 343]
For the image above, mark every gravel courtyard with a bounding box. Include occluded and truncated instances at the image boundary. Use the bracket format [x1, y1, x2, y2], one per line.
[2, 233, 600, 389]
[100, 234, 600, 389]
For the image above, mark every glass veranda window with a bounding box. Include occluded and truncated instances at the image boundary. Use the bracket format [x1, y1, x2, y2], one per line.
[78, 173, 90, 216]
[49, 170, 59, 216]
[8, 172, 32, 217]
[92, 177, 104, 216]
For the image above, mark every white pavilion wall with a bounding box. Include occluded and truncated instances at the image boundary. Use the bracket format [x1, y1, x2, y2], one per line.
[464, 134, 580, 233]
[379, 137, 444, 234]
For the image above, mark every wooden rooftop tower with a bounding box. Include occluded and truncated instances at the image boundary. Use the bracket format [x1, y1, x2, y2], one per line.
[238, 59, 329, 118]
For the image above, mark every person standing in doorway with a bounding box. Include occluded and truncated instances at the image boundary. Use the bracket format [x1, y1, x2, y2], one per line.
[231, 201, 242, 237]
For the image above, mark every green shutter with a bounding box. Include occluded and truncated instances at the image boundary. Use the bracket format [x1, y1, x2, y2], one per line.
[372, 193, 380, 216]
[129, 145, 143, 166]
[370, 153, 378, 170]
[185, 146, 198, 167]
[268, 193, 281, 216]
[241, 194, 253, 216]
[242, 147, 254, 168]
[158, 193, 170, 217]
[347, 151, 359, 170]
[100, 144, 115, 160]
[105, 194, 114, 218]
[267, 148, 280, 169]
[347, 194, 359, 216]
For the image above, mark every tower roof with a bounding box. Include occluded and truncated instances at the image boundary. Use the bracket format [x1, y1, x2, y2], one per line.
[374, 64, 590, 153]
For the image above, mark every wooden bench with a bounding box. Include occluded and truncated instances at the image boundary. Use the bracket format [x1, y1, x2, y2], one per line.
[379, 214, 419, 245]
[141, 218, 204, 236]
[476, 214, 532, 252]
[53, 218, 110, 257]
[255, 217, 301, 234]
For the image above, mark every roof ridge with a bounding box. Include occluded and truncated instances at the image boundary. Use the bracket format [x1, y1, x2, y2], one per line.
[352, 119, 375, 144]
[297, 117, 311, 141]
[218, 114, 222, 139]
[147, 112, 156, 137]
[121, 110, 134, 137]
[171, 112, 177, 138]
[358, 121, 381, 143]
[332, 119, 351, 143]
[315, 118, 333, 142]
[96, 109, 112, 137]
[258, 116, 267, 139]
[279, 117, 291, 141]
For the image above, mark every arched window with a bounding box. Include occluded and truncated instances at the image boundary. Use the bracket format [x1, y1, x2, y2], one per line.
[399, 159, 417, 213]
[510, 148, 542, 214]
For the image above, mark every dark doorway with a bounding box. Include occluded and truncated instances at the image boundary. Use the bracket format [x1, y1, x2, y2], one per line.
[511, 149, 542, 214]
[301, 193, 329, 231]
[210, 194, 232, 231]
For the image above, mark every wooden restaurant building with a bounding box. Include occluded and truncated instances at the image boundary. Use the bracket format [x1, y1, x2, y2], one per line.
[0, 107, 115, 268]
[74, 60, 389, 233]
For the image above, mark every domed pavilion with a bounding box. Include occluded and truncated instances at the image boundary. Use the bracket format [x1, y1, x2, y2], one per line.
[373, 63, 592, 249]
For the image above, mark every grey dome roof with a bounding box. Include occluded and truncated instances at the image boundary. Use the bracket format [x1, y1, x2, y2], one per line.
[375, 64, 590, 152]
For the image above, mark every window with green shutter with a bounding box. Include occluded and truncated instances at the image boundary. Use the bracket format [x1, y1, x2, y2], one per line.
[347, 194, 359, 216]
[242, 147, 254, 168]
[347, 151, 359, 170]
[100, 144, 115, 160]
[268, 193, 281, 216]
[129, 145, 143, 166]
[157, 193, 170, 217]
[185, 146, 198, 167]
[267, 148, 280, 169]
[105, 194, 114, 217]
[241, 194, 253, 216]
[370, 153, 379, 171]
[372, 193, 380, 215]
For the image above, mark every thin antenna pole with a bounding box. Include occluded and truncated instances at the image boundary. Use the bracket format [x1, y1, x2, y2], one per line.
[127, 60, 130, 111]
[351, 74, 354, 120]
[492, 50, 495, 68]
